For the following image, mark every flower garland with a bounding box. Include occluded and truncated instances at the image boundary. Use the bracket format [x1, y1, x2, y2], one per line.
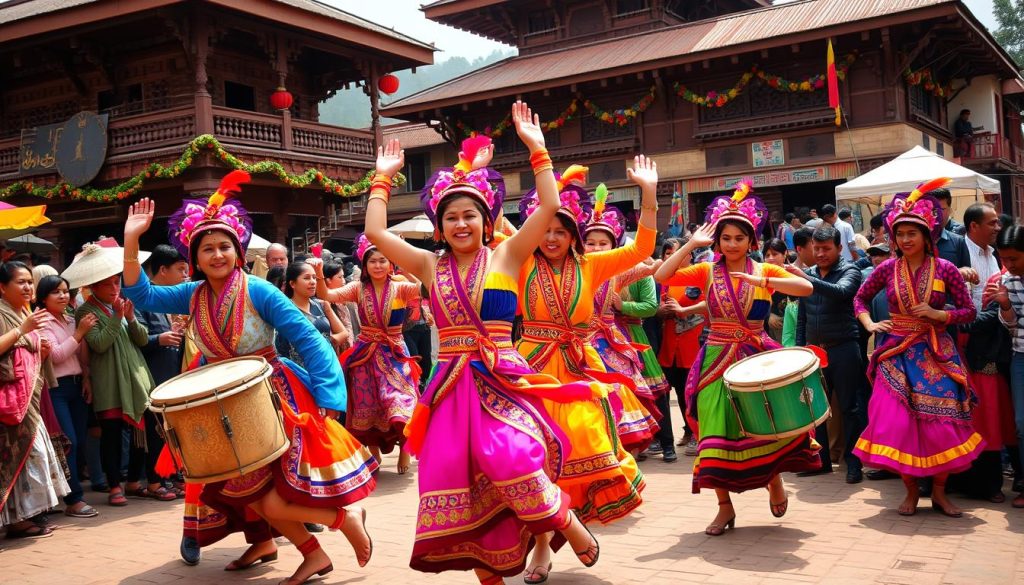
[0, 134, 404, 203]
[453, 98, 582, 139]
[903, 67, 953, 99]
[674, 51, 857, 108]
[583, 86, 656, 127]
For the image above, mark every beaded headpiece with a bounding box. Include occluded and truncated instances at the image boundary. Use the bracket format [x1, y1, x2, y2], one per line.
[354, 233, 376, 263]
[168, 170, 252, 267]
[703, 180, 768, 243]
[519, 165, 593, 245]
[584, 184, 626, 247]
[883, 177, 951, 243]
[420, 136, 505, 227]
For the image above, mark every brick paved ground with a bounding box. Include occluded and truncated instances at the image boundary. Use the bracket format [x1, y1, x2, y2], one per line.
[3, 449, 1023, 585]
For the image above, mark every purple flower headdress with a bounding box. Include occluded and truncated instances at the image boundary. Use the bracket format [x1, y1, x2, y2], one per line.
[584, 183, 626, 247]
[167, 171, 253, 268]
[703, 180, 768, 243]
[519, 165, 593, 244]
[420, 136, 505, 229]
[883, 177, 951, 243]
[354, 233, 376, 263]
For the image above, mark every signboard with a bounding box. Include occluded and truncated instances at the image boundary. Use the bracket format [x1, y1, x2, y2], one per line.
[752, 139, 785, 168]
[685, 161, 861, 194]
[18, 111, 108, 187]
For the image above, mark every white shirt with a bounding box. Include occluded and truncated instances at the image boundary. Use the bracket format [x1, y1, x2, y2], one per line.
[834, 219, 857, 262]
[804, 218, 823, 229]
[965, 236, 999, 311]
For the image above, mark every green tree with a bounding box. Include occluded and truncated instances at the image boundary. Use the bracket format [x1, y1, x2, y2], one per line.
[994, 0, 1024, 68]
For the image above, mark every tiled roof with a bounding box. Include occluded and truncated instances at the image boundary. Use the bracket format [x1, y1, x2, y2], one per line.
[384, 0, 957, 115]
[382, 123, 448, 148]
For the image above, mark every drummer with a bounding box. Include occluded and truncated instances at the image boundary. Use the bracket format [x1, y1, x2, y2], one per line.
[121, 171, 378, 585]
[654, 182, 819, 536]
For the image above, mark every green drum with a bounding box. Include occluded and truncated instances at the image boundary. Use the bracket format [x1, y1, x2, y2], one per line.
[722, 347, 830, 439]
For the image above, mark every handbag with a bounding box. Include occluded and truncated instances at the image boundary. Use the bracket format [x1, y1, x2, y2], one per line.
[0, 347, 36, 426]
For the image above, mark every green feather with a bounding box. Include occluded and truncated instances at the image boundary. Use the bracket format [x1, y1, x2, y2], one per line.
[594, 183, 608, 215]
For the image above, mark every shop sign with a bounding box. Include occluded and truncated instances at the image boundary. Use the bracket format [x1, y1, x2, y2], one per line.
[752, 139, 785, 168]
[18, 111, 108, 186]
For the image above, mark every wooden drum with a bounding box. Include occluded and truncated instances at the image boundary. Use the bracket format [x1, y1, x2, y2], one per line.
[149, 356, 289, 483]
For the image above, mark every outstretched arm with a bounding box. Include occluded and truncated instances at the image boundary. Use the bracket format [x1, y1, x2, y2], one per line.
[653, 224, 714, 283]
[123, 197, 154, 287]
[364, 139, 437, 285]
[494, 101, 557, 274]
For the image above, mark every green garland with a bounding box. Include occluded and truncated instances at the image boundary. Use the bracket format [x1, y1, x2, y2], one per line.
[0, 134, 404, 203]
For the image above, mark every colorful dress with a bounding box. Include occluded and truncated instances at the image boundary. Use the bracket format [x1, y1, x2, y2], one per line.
[516, 224, 655, 523]
[333, 278, 420, 451]
[591, 265, 660, 451]
[615, 275, 670, 396]
[406, 249, 591, 576]
[669, 260, 821, 493]
[124, 269, 377, 546]
[852, 256, 984, 476]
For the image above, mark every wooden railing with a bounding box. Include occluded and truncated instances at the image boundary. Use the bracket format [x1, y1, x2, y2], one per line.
[213, 108, 282, 147]
[108, 107, 196, 155]
[0, 139, 19, 176]
[291, 119, 374, 157]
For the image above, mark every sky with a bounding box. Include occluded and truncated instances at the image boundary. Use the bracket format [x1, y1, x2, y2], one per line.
[332, 0, 1000, 63]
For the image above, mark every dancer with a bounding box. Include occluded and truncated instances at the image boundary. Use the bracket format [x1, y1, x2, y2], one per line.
[312, 234, 420, 474]
[518, 157, 659, 583]
[364, 102, 600, 585]
[583, 185, 661, 453]
[853, 179, 983, 517]
[653, 182, 818, 536]
[121, 171, 377, 585]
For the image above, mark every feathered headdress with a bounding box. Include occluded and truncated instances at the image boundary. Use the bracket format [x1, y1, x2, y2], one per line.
[354, 233, 376, 263]
[883, 177, 951, 243]
[584, 183, 626, 247]
[703, 180, 768, 243]
[168, 170, 253, 262]
[420, 136, 505, 227]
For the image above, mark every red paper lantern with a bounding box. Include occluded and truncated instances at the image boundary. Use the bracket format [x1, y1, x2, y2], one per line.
[270, 87, 293, 111]
[378, 74, 400, 95]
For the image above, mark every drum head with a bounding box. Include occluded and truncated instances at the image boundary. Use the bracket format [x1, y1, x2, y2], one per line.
[724, 347, 818, 389]
[151, 357, 269, 405]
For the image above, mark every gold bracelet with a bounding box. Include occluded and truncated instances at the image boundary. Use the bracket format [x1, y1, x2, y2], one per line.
[641, 204, 659, 212]
[124, 257, 139, 264]
[368, 193, 389, 205]
[533, 163, 553, 176]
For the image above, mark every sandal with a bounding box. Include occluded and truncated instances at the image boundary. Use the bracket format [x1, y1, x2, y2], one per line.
[768, 484, 788, 518]
[132, 486, 177, 501]
[572, 515, 600, 568]
[108, 491, 128, 507]
[524, 562, 552, 584]
[278, 537, 333, 585]
[1013, 494, 1024, 509]
[6, 524, 53, 539]
[705, 499, 736, 536]
[65, 503, 99, 518]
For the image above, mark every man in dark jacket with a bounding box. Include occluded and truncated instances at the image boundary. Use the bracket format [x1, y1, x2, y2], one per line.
[791, 225, 868, 483]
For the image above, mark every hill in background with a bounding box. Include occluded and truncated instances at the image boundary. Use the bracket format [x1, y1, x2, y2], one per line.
[319, 49, 515, 128]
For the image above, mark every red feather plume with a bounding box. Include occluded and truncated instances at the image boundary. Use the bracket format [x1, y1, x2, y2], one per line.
[907, 176, 952, 204]
[217, 170, 251, 198]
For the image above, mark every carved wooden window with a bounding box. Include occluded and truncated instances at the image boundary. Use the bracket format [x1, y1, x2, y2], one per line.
[224, 81, 256, 112]
[582, 115, 635, 142]
[698, 72, 829, 125]
[527, 10, 556, 35]
[615, 0, 650, 16]
[401, 153, 430, 192]
[908, 84, 941, 126]
[519, 170, 536, 192]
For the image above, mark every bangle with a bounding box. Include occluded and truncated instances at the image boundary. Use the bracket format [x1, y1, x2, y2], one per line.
[368, 190, 390, 205]
[124, 257, 139, 264]
[530, 149, 552, 175]
[641, 204, 658, 212]
[372, 173, 393, 187]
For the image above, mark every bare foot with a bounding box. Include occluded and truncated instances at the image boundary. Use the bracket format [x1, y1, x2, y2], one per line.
[397, 448, 411, 475]
[225, 539, 278, 570]
[339, 506, 372, 567]
[369, 445, 382, 464]
[898, 493, 919, 516]
[931, 493, 963, 517]
[278, 547, 331, 585]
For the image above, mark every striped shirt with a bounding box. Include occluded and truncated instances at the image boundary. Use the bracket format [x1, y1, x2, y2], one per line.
[998, 272, 1024, 353]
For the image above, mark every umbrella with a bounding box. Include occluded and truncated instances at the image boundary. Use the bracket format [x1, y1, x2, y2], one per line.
[387, 214, 435, 239]
[0, 203, 50, 241]
[6, 234, 55, 253]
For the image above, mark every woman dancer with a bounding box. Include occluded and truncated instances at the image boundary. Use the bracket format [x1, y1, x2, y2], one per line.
[518, 157, 658, 583]
[654, 183, 818, 536]
[853, 179, 983, 517]
[0, 262, 69, 539]
[122, 171, 377, 585]
[365, 104, 599, 585]
[276, 260, 346, 366]
[312, 234, 420, 474]
[582, 186, 661, 453]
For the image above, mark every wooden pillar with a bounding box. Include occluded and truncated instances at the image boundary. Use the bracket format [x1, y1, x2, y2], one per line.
[275, 32, 293, 150]
[368, 63, 383, 150]
[193, 16, 213, 134]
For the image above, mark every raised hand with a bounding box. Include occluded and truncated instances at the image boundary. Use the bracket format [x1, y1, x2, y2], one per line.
[470, 143, 494, 170]
[75, 313, 99, 338]
[125, 198, 155, 240]
[626, 154, 658, 192]
[512, 100, 546, 154]
[689, 223, 715, 249]
[376, 138, 405, 178]
[306, 256, 325, 277]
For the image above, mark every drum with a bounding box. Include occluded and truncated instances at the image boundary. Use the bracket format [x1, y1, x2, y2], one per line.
[149, 356, 289, 483]
[722, 347, 830, 439]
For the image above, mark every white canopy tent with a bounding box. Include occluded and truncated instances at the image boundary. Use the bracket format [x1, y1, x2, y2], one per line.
[245, 233, 272, 262]
[835, 146, 1001, 225]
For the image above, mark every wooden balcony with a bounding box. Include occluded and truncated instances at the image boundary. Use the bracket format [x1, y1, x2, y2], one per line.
[0, 106, 375, 178]
[962, 132, 1024, 169]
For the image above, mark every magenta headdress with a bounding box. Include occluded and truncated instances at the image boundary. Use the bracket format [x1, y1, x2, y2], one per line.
[584, 183, 625, 247]
[883, 177, 951, 243]
[354, 233, 376, 264]
[167, 170, 253, 266]
[703, 180, 768, 243]
[420, 136, 505, 228]
[519, 165, 592, 247]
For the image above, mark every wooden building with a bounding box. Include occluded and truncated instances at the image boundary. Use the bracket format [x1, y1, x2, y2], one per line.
[382, 0, 1024, 232]
[0, 0, 433, 266]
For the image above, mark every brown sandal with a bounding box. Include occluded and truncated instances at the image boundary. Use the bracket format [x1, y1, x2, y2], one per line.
[705, 499, 735, 536]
